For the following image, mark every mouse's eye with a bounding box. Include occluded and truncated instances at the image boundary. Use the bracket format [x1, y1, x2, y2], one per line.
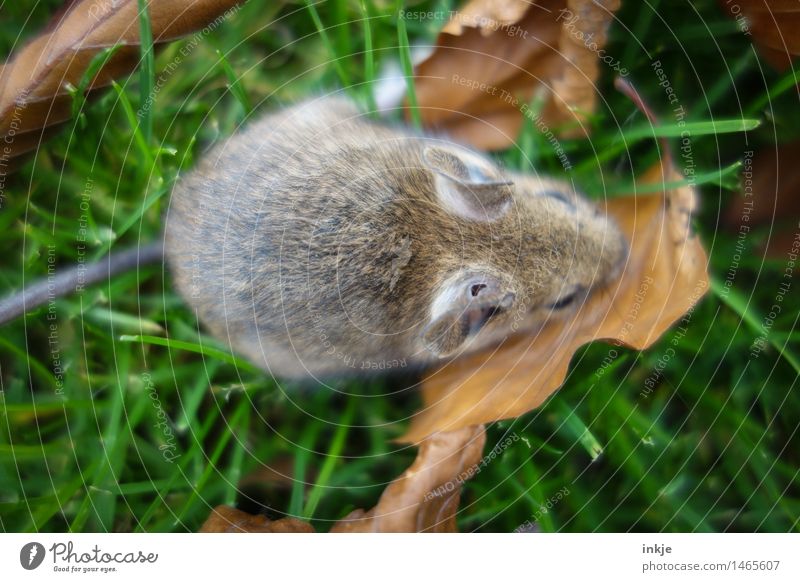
[542, 190, 576, 210]
[549, 293, 576, 310]
[547, 287, 583, 310]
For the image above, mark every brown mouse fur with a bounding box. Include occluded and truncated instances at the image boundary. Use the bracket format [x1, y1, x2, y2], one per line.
[164, 97, 627, 379]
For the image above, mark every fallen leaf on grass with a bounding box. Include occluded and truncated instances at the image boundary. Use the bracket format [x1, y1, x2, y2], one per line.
[721, 1, 800, 70]
[413, 0, 622, 150]
[199, 425, 486, 533]
[723, 141, 800, 261]
[441, 0, 531, 35]
[401, 160, 709, 443]
[330, 425, 486, 532]
[200, 505, 315, 533]
[0, 0, 242, 168]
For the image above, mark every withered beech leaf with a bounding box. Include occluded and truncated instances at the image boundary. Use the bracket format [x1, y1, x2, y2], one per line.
[442, 0, 530, 36]
[199, 425, 486, 533]
[400, 162, 709, 443]
[0, 0, 242, 167]
[331, 425, 486, 532]
[200, 505, 315, 533]
[413, 0, 622, 150]
[724, 142, 800, 260]
[721, 1, 800, 71]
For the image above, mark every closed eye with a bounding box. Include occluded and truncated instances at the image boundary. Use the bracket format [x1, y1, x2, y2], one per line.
[547, 286, 585, 310]
[542, 189, 575, 209]
[548, 293, 577, 310]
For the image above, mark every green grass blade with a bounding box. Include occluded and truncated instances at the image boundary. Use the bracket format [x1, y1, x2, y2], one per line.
[360, 0, 377, 113]
[697, 49, 755, 115]
[90, 181, 169, 261]
[554, 400, 604, 461]
[396, 4, 421, 128]
[111, 81, 156, 173]
[516, 89, 551, 169]
[85, 307, 164, 335]
[289, 420, 324, 517]
[747, 66, 800, 115]
[617, 118, 760, 143]
[620, 0, 659, 68]
[215, 49, 252, 116]
[0, 336, 58, 391]
[70, 45, 122, 121]
[601, 160, 742, 196]
[305, 0, 351, 88]
[710, 277, 800, 374]
[175, 360, 219, 433]
[174, 399, 249, 525]
[137, 0, 155, 144]
[302, 397, 356, 519]
[135, 406, 222, 532]
[223, 404, 249, 506]
[118, 334, 260, 373]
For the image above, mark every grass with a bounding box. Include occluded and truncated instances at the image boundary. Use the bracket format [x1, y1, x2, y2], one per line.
[0, 0, 798, 533]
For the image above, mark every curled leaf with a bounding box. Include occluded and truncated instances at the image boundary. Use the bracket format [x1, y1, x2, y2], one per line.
[413, 0, 622, 150]
[331, 425, 486, 532]
[0, 0, 242, 168]
[401, 161, 709, 443]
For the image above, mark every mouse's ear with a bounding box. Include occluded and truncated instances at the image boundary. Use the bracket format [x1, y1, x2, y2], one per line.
[423, 144, 514, 222]
[422, 273, 515, 358]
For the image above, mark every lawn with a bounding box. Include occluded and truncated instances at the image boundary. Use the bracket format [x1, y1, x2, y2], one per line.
[0, 0, 798, 533]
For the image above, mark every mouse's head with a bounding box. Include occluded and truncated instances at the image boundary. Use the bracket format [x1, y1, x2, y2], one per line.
[416, 142, 627, 359]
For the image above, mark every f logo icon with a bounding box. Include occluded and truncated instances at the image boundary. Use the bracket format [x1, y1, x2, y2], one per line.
[20, 542, 46, 570]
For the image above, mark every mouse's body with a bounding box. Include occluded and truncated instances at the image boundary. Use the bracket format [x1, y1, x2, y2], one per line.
[164, 97, 626, 379]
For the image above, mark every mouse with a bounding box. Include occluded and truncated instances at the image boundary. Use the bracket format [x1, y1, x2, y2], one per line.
[0, 96, 627, 380]
[163, 96, 627, 379]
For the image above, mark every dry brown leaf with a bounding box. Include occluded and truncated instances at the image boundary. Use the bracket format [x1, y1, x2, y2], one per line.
[200, 505, 315, 533]
[199, 425, 486, 533]
[442, 0, 531, 35]
[330, 425, 485, 532]
[0, 0, 242, 167]
[721, 0, 800, 70]
[400, 162, 709, 443]
[724, 141, 800, 260]
[414, 0, 622, 150]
